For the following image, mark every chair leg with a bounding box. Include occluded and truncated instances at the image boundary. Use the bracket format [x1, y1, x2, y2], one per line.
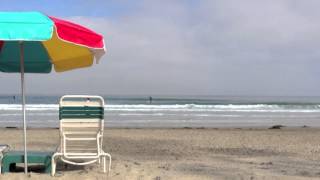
[102, 156, 106, 173]
[51, 159, 55, 176]
[51, 155, 57, 176]
[106, 153, 111, 176]
[0, 154, 2, 174]
[109, 156, 111, 175]
[101, 154, 112, 175]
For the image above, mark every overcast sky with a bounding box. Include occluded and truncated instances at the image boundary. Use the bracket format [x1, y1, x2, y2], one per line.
[1, 0, 320, 96]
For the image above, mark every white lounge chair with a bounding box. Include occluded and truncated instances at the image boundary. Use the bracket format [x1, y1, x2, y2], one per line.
[0, 144, 10, 174]
[51, 95, 111, 176]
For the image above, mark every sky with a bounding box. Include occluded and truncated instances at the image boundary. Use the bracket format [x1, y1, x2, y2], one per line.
[1, 0, 320, 96]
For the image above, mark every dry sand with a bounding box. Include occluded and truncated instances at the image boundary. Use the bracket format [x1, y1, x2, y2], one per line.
[0, 127, 319, 179]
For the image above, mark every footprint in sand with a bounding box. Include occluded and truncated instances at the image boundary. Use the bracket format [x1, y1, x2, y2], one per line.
[124, 164, 132, 172]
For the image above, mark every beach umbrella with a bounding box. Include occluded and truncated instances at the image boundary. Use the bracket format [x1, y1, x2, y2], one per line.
[0, 12, 106, 174]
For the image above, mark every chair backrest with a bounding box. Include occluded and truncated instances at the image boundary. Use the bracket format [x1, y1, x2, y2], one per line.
[59, 95, 105, 160]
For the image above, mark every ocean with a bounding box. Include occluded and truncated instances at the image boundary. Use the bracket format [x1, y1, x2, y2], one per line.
[0, 95, 320, 128]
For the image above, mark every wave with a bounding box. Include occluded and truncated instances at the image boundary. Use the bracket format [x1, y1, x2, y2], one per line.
[0, 104, 58, 111]
[0, 104, 320, 112]
[104, 104, 320, 112]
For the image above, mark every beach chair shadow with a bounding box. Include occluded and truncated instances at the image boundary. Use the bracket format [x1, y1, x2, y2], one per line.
[10, 164, 47, 173]
[51, 95, 111, 176]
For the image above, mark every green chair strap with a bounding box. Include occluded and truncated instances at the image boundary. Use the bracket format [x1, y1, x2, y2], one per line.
[59, 106, 104, 120]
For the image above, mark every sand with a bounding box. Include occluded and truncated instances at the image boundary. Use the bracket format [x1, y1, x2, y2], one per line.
[0, 127, 319, 179]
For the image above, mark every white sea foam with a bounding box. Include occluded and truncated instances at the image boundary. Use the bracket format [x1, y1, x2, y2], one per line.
[0, 103, 319, 113]
[0, 104, 58, 111]
[104, 104, 320, 113]
[119, 113, 165, 116]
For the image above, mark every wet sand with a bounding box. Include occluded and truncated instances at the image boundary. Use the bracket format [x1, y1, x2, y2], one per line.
[0, 127, 320, 179]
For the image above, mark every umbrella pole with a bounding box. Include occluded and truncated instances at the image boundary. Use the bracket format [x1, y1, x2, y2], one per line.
[19, 41, 28, 174]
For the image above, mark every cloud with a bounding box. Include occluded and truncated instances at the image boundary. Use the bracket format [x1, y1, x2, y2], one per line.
[1, 0, 320, 96]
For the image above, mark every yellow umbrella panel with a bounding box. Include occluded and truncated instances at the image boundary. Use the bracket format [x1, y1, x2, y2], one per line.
[43, 29, 94, 72]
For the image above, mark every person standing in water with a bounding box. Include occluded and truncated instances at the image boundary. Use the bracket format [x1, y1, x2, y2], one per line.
[149, 96, 152, 104]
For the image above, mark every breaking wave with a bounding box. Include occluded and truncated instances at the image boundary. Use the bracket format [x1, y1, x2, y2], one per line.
[0, 104, 320, 112]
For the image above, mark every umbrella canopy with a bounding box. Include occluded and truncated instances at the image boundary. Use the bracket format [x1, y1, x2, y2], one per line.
[0, 11, 106, 174]
[0, 11, 105, 73]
